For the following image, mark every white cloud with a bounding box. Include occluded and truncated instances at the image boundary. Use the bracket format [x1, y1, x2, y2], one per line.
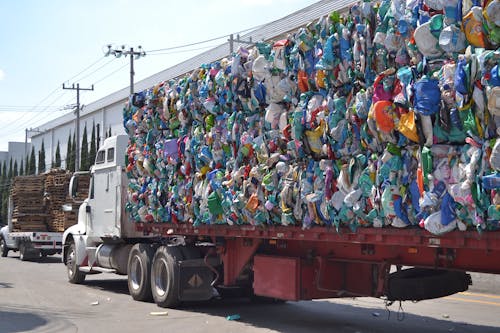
[0, 69, 4, 80]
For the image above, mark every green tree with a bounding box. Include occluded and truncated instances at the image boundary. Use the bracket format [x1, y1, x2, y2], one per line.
[8, 158, 12, 179]
[0, 161, 6, 222]
[66, 132, 72, 171]
[89, 121, 97, 168]
[24, 154, 29, 175]
[72, 132, 76, 171]
[38, 140, 46, 173]
[13, 160, 18, 177]
[29, 146, 36, 175]
[80, 124, 89, 170]
[96, 123, 101, 151]
[19, 160, 24, 176]
[107, 126, 112, 138]
[54, 141, 61, 168]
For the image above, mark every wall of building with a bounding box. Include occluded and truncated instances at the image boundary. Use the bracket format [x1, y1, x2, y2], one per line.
[0, 142, 30, 171]
[30, 100, 125, 171]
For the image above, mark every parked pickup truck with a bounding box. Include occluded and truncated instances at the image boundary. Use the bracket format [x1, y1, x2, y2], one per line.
[1, 223, 62, 260]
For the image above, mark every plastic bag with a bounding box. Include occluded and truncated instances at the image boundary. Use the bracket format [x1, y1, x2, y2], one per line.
[398, 110, 420, 143]
[463, 7, 488, 48]
[413, 76, 441, 115]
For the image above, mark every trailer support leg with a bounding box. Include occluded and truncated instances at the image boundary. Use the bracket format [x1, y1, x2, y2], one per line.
[220, 238, 261, 286]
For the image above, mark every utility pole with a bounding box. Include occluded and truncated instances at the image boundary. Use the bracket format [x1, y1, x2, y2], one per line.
[228, 34, 253, 54]
[62, 83, 94, 172]
[105, 45, 146, 95]
[25, 128, 42, 156]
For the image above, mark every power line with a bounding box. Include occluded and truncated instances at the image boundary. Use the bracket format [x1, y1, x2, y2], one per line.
[65, 57, 108, 83]
[147, 25, 263, 53]
[62, 83, 94, 171]
[147, 44, 221, 56]
[74, 58, 116, 83]
[93, 62, 129, 85]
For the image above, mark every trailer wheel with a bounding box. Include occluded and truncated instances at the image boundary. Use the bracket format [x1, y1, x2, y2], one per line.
[127, 243, 154, 302]
[66, 242, 86, 284]
[151, 246, 183, 308]
[0, 237, 8, 257]
[386, 268, 471, 301]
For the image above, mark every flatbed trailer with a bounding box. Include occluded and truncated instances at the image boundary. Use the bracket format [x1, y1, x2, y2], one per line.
[63, 135, 500, 308]
[1, 228, 62, 260]
[135, 223, 500, 302]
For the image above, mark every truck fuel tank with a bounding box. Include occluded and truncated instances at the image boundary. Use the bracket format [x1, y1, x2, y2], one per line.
[95, 243, 132, 275]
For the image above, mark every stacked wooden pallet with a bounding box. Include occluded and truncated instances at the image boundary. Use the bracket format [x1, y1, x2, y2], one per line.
[10, 171, 91, 232]
[10, 175, 47, 232]
[45, 169, 73, 232]
[62, 174, 91, 229]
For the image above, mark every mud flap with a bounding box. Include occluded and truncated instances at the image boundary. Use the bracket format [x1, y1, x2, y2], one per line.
[177, 259, 214, 301]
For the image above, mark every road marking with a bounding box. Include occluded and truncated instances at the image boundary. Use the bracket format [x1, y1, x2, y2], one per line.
[459, 292, 500, 300]
[447, 297, 500, 307]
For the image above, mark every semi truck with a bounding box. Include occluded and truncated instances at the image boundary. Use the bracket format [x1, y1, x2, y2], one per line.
[62, 134, 500, 308]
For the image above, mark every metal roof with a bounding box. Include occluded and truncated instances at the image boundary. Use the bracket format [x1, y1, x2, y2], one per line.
[33, 0, 355, 136]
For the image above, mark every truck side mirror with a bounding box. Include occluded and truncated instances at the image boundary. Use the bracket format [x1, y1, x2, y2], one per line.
[69, 175, 79, 199]
[86, 205, 91, 213]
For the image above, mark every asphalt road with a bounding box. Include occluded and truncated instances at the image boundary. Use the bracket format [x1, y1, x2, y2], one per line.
[1, 254, 500, 333]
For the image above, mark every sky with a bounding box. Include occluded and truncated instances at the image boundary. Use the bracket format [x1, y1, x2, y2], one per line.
[0, 0, 320, 151]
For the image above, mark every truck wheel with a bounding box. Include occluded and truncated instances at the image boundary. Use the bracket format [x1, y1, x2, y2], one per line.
[0, 237, 8, 257]
[151, 246, 183, 308]
[127, 243, 154, 302]
[66, 242, 86, 284]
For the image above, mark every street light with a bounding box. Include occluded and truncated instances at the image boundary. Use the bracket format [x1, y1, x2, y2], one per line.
[105, 44, 146, 95]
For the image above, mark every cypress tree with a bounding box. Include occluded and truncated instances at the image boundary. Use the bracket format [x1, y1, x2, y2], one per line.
[80, 124, 89, 170]
[25, 154, 29, 175]
[19, 160, 24, 176]
[55, 141, 61, 168]
[1, 161, 6, 222]
[72, 132, 76, 171]
[89, 121, 97, 167]
[96, 123, 101, 151]
[38, 140, 46, 173]
[66, 133, 72, 171]
[13, 160, 18, 177]
[8, 158, 12, 179]
[29, 146, 36, 175]
[1, 161, 5, 181]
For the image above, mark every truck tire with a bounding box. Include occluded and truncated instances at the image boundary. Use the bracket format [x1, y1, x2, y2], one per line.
[127, 243, 154, 302]
[151, 246, 183, 308]
[386, 268, 471, 301]
[66, 242, 86, 284]
[0, 237, 8, 257]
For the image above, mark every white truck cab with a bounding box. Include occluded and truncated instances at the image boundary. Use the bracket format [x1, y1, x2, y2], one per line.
[63, 135, 138, 281]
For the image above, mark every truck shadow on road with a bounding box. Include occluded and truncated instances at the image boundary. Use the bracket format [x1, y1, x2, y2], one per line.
[82, 277, 130, 295]
[179, 298, 500, 333]
[0, 310, 48, 333]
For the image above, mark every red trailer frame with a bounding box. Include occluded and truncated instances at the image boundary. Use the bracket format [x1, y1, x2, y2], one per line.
[137, 223, 500, 301]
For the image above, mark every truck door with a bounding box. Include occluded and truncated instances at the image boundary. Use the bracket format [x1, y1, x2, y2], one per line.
[87, 147, 121, 238]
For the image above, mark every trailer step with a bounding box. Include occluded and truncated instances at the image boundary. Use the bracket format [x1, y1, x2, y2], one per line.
[79, 266, 116, 274]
